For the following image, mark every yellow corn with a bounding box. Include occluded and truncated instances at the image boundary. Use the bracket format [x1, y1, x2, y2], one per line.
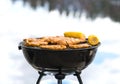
[88, 35, 99, 46]
[64, 31, 86, 40]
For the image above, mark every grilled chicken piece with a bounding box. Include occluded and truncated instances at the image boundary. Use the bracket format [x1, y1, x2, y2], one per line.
[24, 38, 48, 47]
[69, 43, 91, 49]
[39, 45, 67, 50]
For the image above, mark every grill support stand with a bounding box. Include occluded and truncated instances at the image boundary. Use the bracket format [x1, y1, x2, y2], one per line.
[55, 68, 65, 84]
[74, 71, 83, 84]
[36, 71, 46, 84]
[36, 70, 83, 84]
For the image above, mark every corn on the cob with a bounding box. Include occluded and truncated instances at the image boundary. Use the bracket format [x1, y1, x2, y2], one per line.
[88, 35, 99, 46]
[64, 31, 86, 40]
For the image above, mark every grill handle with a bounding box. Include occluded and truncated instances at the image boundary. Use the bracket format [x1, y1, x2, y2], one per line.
[18, 42, 22, 50]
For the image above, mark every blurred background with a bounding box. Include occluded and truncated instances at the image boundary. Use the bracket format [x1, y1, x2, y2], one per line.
[0, 0, 120, 84]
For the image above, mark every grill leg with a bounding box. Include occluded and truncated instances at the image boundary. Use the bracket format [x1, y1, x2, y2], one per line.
[55, 74, 65, 84]
[74, 71, 83, 84]
[55, 69, 65, 84]
[36, 71, 46, 84]
[58, 79, 62, 84]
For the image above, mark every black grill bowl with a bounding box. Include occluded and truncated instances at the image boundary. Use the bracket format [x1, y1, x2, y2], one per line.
[19, 42, 100, 74]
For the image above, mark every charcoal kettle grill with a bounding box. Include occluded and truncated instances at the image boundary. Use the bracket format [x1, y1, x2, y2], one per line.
[18, 41, 100, 84]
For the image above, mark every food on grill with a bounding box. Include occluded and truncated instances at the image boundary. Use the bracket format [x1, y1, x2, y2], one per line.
[88, 35, 99, 46]
[65, 37, 86, 45]
[39, 45, 67, 50]
[24, 38, 48, 47]
[24, 32, 100, 50]
[41, 36, 68, 45]
[24, 36, 87, 50]
[41, 36, 85, 45]
[69, 43, 91, 49]
[64, 31, 86, 40]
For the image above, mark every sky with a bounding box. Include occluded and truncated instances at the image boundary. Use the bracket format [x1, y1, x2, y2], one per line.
[0, 0, 120, 84]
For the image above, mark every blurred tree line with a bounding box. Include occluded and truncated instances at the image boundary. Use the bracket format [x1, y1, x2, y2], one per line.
[12, 0, 120, 22]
